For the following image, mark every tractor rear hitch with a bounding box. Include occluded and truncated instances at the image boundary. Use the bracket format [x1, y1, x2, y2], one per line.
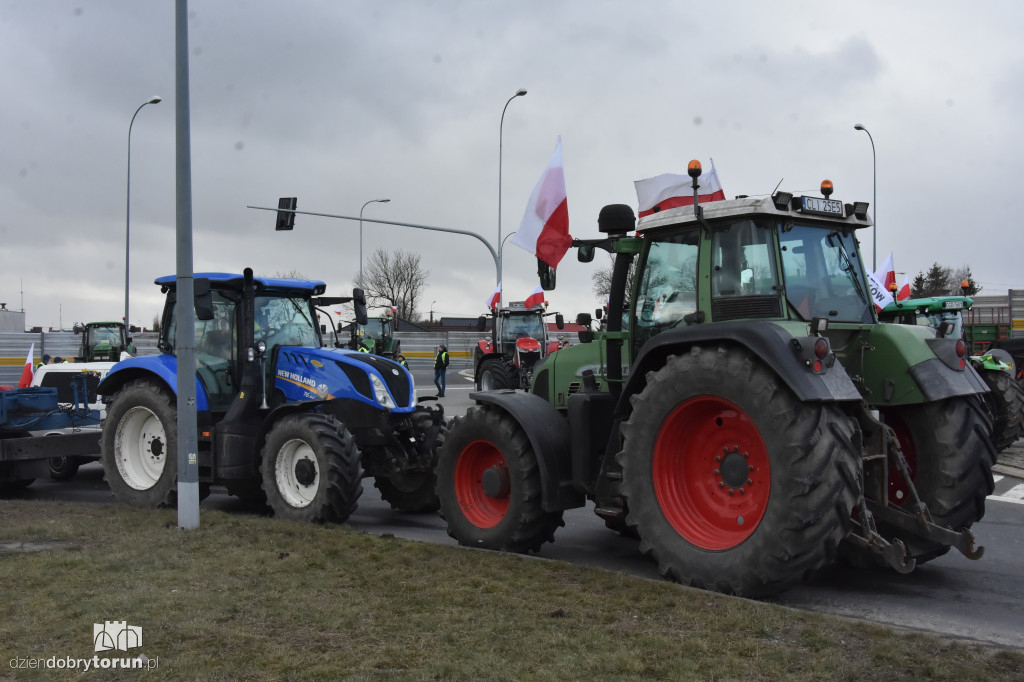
[868, 502, 985, 560]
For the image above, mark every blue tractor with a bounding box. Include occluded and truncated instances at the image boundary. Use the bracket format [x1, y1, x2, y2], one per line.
[96, 269, 446, 522]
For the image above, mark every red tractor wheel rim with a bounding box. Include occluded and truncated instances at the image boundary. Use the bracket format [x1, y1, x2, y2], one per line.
[882, 412, 917, 507]
[652, 396, 770, 550]
[453, 440, 509, 528]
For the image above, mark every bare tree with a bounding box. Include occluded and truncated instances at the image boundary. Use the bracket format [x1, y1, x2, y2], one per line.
[357, 248, 429, 322]
[591, 253, 636, 303]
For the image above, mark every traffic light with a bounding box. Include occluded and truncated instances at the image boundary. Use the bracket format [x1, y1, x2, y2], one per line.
[275, 197, 297, 230]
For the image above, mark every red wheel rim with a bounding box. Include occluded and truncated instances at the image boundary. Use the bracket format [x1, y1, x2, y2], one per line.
[882, 412, 917, 507]
[652, 396, 770, 550]
[453, 440, 509, 528]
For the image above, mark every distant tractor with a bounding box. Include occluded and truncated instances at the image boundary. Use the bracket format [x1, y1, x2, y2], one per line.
[879, 294, 1024, 451]
[474, 301, 564, 391]
[75, 321, 135, 362]
[437, 163, 994, 598]
[349, 309, 401, 359]
[96, 270, 445, 522]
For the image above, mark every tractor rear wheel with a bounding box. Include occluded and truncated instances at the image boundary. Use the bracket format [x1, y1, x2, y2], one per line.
[436, 405, 563, 553]
[101, 380, 180, 508]
[878, 396, 995, 563]
[261, 413, 362, 523]
[978, 368, 1024, 452]
[477, 358, 518, 391]
[618, 346, 860, 597]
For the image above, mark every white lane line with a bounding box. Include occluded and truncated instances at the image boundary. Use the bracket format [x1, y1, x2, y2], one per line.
[989, 494, 1024, 506]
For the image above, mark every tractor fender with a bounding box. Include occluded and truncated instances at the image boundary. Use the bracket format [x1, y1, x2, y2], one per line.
[96, 355, 211, 411]
[469, 389, 584, 512]
[621, 320, 862, 412]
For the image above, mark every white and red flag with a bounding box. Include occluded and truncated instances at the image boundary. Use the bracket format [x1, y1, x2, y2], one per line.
[511, 137, 572, 269]
[17, 343, 34, 388]
[873, 253, 896, 292]
[896, 275, 911, 301]
[486, 283, 501, 310]
[634, 159, 726, 218]
[524, 284, 545, 309]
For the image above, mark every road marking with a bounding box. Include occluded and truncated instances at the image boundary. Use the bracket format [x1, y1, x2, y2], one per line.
[989, 494, 1024, 506]
[994, 474, 1004, 483]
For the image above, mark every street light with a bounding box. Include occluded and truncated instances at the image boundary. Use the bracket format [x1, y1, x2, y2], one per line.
[125, 95, 162, 330]
[430, 300, 437, 324]
[359, 198, 390, 287]
[854, 123, 877, 271]
[498, 88, 527, 308]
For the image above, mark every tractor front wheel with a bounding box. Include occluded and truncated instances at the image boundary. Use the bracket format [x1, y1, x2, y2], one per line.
[619, 346, 860, 597]
[436, 406, 563, 553]
[978, 368, 1024, 452]
[477, 358, 519, 391]
[261, 413, 362, 523]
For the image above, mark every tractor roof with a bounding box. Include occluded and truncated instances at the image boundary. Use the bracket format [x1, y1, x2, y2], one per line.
[155, 273, 327, 297]
[636, 193, 872, 233]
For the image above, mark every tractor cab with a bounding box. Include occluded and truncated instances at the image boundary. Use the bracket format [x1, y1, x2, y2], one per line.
[76, 321, 134, 362]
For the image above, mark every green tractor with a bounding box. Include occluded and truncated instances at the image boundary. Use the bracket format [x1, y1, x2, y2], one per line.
[436, 163, 995, 597]
[878, 294, 1024, 451]
[349, 309, 401, 359]
[75, 321, 135, 362]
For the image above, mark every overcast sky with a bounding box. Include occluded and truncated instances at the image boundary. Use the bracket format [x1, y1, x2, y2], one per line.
[3, 1, 1022, 330]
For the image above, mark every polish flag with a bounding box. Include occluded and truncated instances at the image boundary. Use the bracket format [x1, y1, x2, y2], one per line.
[511, 137, 572, 269]
[634, 159, 726, 218]
[873, 253, 896, 292]
[17, 343, 34, 388]
[486, 283, 501, 310]
[524, 285, 545, 309]
[896, 275, 912, 301]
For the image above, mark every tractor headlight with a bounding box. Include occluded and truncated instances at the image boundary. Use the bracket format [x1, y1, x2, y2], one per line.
[370, 373, 397, 409]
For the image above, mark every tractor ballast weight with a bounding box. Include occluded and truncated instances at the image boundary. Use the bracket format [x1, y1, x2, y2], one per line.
[438, 163, 995, 597]
[97, 268, 445, 521]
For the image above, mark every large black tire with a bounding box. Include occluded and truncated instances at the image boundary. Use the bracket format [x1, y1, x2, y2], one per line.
[618, 346, 861, 597]
[261, 413, 362, 523]
[879, 396, 996, 563]
[374, 409, 447, 513]
[101, 380, 180, 508]
[978, 368, 1024, 452]
[436, 405, 563, 553]
[477, 358, 519, 391]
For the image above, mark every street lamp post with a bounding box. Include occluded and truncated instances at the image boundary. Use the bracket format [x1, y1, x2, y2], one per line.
[124, 95, 162, 330]
[854, 123, 877, 271]
[498, 89, 527, 307]
[359, 198, 390, 287]
[430, 300, 437, 324]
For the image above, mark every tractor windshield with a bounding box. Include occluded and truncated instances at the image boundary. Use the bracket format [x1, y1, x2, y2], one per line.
[778, 224, 874, 323]
[633, 230, 701, 349]
[87, 324, 122, 346]
[500, 313, 544, 346]
[255, 295, 320, 349]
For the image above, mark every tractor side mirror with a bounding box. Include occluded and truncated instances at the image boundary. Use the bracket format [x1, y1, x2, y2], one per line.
[576, 312, 592, 328]
[352, 288, 368, 326]
[194, 277, 214, 321]
[577, 244, 595, 263]
[555, 313, 564, 330]
[595, 308, 604, 320]
[538, 257, 556, 291]
[477, 315, 487, 332]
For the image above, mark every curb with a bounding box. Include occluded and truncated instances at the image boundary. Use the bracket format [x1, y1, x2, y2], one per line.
[993, 463, 1024, 480]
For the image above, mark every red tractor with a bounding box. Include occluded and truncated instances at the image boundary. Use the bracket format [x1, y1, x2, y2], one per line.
[474, 301, 564, 391]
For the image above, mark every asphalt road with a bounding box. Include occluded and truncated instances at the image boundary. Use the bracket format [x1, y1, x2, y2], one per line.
[8, 366, 1024, 650]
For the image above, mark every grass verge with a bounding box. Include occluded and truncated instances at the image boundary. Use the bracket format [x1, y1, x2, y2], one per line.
[1, 499, 1021, 681]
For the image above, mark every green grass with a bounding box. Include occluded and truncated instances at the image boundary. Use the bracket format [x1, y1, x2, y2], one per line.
[1, 500, 1021, 681]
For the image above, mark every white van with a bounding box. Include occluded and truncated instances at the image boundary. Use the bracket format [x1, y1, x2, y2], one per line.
[30, 362, 114, 480]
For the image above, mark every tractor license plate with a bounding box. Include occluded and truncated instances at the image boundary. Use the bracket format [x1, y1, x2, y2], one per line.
[943, 300, 965, 309]
[800, 196, 844, 217]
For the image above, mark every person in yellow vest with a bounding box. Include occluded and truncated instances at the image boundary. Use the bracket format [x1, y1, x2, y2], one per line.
[433, 344, 449, 397]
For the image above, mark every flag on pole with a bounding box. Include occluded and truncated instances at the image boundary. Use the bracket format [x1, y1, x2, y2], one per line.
[867, 270, 894, 311]
[897, 275, 911, 301]
[524, 284, 545, 309]
[634, 159, 726, 218]
[17, 343, 34, 388]
[511, 137, 572, 269]
[486, 283, 501, 310]
[873, 253, 896, 291]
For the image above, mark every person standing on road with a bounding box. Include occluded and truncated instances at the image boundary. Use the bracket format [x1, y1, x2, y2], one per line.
[433, 344, 449, 397]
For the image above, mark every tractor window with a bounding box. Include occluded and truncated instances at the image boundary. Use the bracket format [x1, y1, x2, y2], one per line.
[164, 290, 237, 411]
[255, 295, 319, 350]
[632, 230, 700, 350]
[499, 313, 544, 346]
[711, 220, 777, 298]
[779, 224, 873, 323]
